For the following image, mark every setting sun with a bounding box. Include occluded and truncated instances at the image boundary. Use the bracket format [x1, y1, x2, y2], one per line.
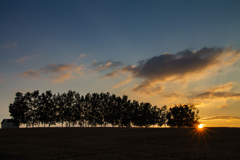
[198, 124, 204, 129]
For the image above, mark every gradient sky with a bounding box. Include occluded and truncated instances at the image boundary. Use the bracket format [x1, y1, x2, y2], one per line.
[1, 0, 240, 127]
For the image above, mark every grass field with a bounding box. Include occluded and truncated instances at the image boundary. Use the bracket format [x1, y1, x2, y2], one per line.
[0, 127, 240, 160]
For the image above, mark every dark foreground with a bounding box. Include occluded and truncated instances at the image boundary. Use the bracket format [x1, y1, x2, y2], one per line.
[0, 127, 239, 160]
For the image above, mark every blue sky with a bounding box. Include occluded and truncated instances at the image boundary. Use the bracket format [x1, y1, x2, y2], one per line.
[1, 0, 240, 127]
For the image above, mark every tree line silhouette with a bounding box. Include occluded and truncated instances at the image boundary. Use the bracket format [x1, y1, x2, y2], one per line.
[9, 90, 200, 128]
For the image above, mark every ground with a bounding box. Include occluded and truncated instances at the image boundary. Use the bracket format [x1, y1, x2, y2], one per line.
[0, 127, 239, 160]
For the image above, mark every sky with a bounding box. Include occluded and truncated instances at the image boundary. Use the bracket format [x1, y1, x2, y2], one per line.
[1, 0, 240, 127]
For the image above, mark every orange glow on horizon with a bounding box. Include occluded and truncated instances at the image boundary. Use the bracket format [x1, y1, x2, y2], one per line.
[198, 124, 204, 129]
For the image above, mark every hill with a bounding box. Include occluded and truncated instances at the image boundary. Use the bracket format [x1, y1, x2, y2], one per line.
[0, 127, 239, 160]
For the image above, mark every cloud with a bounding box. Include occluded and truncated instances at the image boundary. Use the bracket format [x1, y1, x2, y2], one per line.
[132, 47, 239, 92]
[189, 83, 240, 109]
[218, 105, 228, 108]
[79, 54, 86, 58]
[113, 76, 133, 88]
[93, 60, 122, 72]
[20, 69, 40, 78]
[201, 115, 240, 120]
[20, 63, 83, 83]
[1, 42, 18, 49]
[207, 82, 234, 92]
[132, 82, 162, 95]
[51, 72, 74, 83]
[194, 83, 240, 100]
[13, 54, 40, 63]
[195, 91, 240, 99]
[101, 65, 135, 78]
[104, 47, 240, 94]
[42, 63, 78, 73]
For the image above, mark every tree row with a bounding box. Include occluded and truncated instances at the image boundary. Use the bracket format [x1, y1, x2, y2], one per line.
[9, 90, 200, 128]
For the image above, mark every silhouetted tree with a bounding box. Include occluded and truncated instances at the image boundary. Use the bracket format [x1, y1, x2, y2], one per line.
[166, 104, 199, 128]
[9, 90, 200, 128]
[119, 95, 133, 127]
[41, 91, 56, 127]
[9, 92, 28, 127]
[29, 90, 40, 127]
[63, 90, 78, 127]
[133, 102, 154, 127]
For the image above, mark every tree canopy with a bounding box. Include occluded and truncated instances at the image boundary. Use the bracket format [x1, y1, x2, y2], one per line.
[167, 104, 200, 128]
[9, 90, 200, 128]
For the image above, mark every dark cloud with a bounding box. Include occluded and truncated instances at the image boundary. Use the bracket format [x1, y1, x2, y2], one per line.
[202, 115, 240, 120]
[134, 47, 234, 80]
[104, 47, 240, 94]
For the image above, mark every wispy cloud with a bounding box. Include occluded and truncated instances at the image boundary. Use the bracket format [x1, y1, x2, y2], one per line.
[1, 42, 18, 49]
[104, 47, 240, 94]
[113, 76, 133, 88]
[195, 91, 240, 99]
[79, 54, 86, 58]
[202, 115, 240, 120]
[194, 83, 240, 100]
[218, 105, 228, 108]
[132, 81, 162, 95]
[20, 63, 84, 83]
[51, 72, 74, 83]
[207, 82, 234, 92]
[13, 54, 40, 63]
[101, 65, 135, 78]
[187, 82, 240, 109]
[92, 60, 122, 72]
[20, 69, 40, 78]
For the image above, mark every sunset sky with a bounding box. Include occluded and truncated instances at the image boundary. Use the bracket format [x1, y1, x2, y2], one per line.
[1, 0, 240, 127]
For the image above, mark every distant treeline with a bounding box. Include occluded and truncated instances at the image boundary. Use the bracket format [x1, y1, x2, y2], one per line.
[9, 90, 200, 128]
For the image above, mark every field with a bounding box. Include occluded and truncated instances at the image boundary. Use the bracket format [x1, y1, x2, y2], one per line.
[0, 127, 240, 160]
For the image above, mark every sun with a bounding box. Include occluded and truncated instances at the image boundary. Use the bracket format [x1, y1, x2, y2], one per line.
[198, 124, 204, 129]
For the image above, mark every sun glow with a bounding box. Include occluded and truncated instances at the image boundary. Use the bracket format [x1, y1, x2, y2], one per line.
[198, 124, 204, 129]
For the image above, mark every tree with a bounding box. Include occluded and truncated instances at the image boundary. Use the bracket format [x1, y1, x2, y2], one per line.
[133, 102, 154, 127]
[74, 92, 83, 127]
[29, 90, 40, 127]
[40, 91, 56, 127]
[166, 104, 199, 128]
[64, 90, 77, 127]
[9, 92, 28, 127]
[9, 90, 201, 128]
[54, 93, 64, 127]
[84, 93, 92, 127]
[119, 95, 133, 127]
